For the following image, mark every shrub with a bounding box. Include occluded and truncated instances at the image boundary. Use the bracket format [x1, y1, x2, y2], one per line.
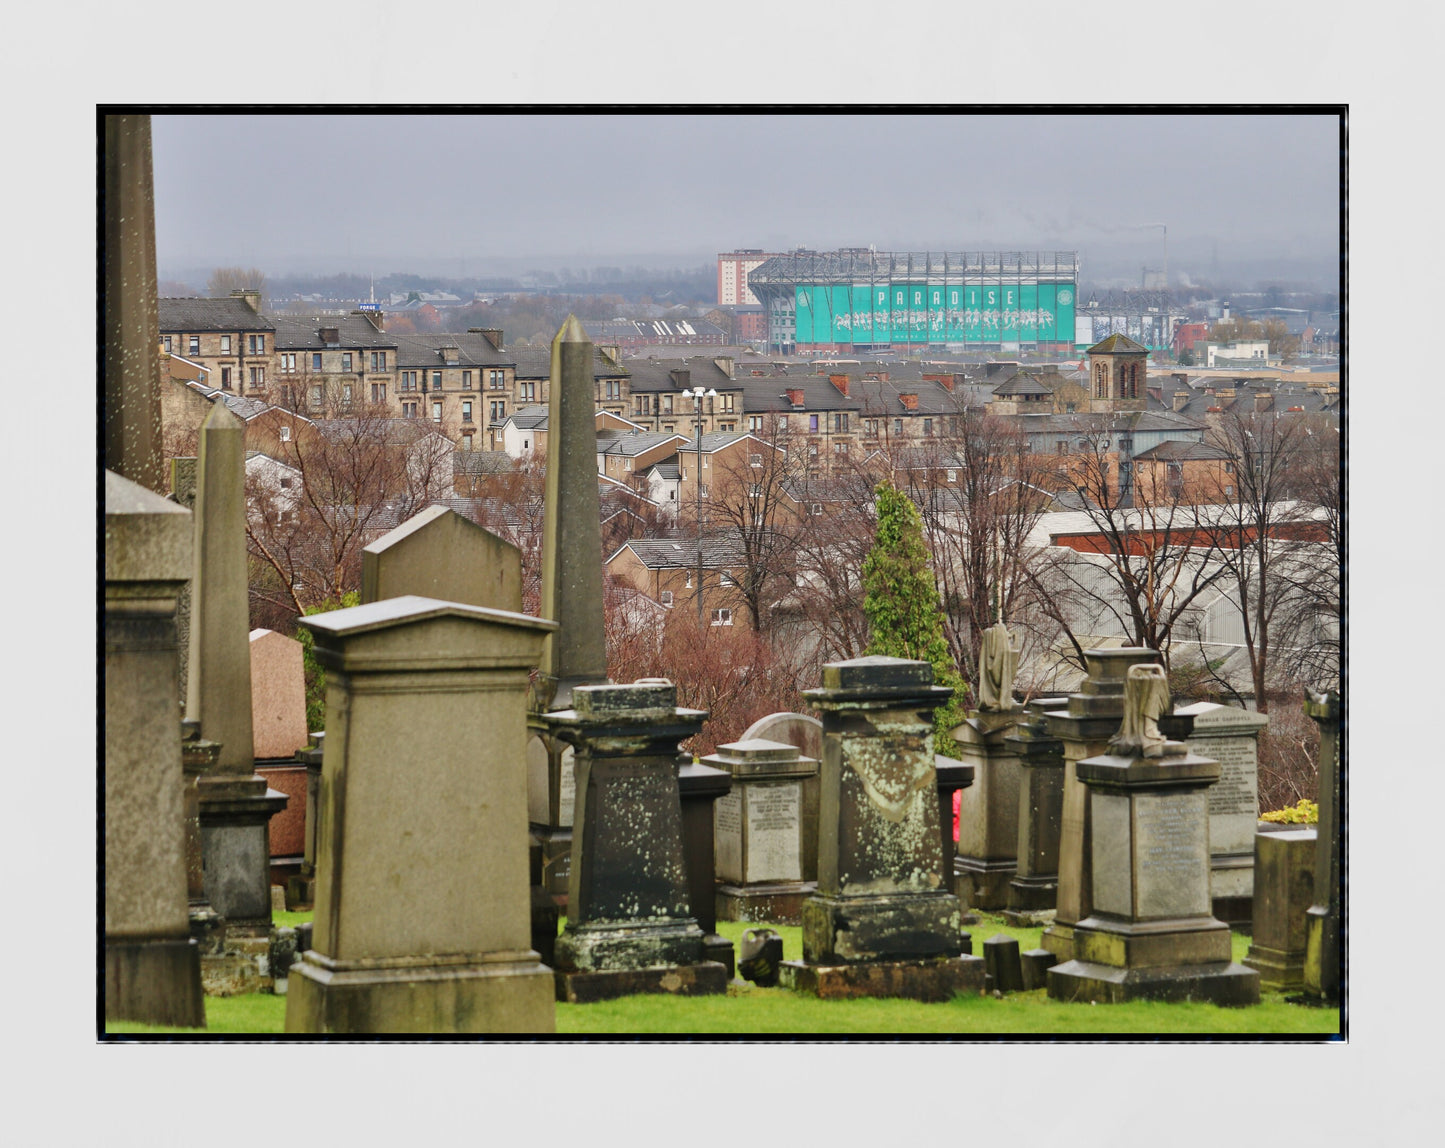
[1260, 799, 1319, 824]
[298, 592, 359, 733]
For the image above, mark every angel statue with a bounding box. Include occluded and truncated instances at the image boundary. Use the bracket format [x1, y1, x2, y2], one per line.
[1108, 664, 1181, 758]
[977, 622, 1020, 713]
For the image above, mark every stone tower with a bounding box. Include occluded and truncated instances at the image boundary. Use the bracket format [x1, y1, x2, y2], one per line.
[1086, 333, 1149, 413]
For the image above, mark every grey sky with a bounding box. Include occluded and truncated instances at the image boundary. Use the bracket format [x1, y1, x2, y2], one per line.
[152, 112, 1341, 285]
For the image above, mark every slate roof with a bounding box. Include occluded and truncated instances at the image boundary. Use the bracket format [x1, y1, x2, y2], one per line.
[504, 405, 550, 430]
[453, 450, 516, 477]
[992, 371, 1053, 397]
[390, 330, 513, 369]
[1131, 440, 1231, 462]
[624, 356, 740, 394]
[510, 345, 629, 380]
[159, 297, 274, 332]
[271, 314, 396, 350]
[1087, 333, 1149, 355]
[608, 536, 750, 569]
[599, 432, 690, 459]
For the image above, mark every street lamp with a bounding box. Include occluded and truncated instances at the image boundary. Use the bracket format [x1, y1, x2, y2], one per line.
[681, 384, 718, 623]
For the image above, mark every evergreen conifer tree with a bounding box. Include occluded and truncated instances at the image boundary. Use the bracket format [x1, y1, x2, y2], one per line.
[862, 480, 969, 756]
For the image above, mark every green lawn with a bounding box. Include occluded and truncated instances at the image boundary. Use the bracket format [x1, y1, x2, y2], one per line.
[103, 912, 1340, 1038]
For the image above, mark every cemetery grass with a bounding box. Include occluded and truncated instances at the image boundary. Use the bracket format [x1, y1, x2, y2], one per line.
[103, 914, 1339, 1037]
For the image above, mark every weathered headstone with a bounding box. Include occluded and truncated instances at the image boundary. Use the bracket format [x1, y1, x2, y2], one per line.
[104, 470, 205, 1028]
[360, 503, 522, 612]
[934, 754, 976, 923]
[1002, 712, 1067, 926]
[251, 629, 309, 891]
[1048, 666, 1260, 1005]
[1177, 701, 1269, 925]
[1243, 826, 1317, 991]
[1041, 647, 1162, 963]
[677, 758, 735, 976]
[188, 403, 288, 963]
[739, 711, 824, 885]
[529, 317, 611, 902]
[286, 597, 558, 1033]
[543, 680, 728, 1002]
[706, 738, 818, 925]
[780, 656, 985, 1001]
[179, 721, 224, 962]
[983, 934, 1025, 994]
[103, 114, 164, 496]
[284, 733, 324, 911]
[1302, 688, 1342, 1005]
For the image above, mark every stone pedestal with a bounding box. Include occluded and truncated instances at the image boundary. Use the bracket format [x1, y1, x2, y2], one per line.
[935, 755, 975, 916]
[104, 470, 206, 1029]
[285, 597, 558, 1034]
[1003, 716, 1066, 926]
[285, 734, 324, 910]
[739, 712, 824, 884]
[543, 680, 728, 1003]
[706, 738, 818, 926]
[1244, 826, 1317, 991]
[1178, 701, 1269, 926]
[1302, 689, 1342, 1005]
[952, 710, 1022, 911]
[1048, 749, 1260, 1006]
[678, 760, 735, 975]
[780, 657, 985, 1002]
[1042, 647, 1161, 963]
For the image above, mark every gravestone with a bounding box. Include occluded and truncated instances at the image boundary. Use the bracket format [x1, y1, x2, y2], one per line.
[1041, 647, 1161, 963]
[1302, 688, 1342, 1005]
[1243, 826, 1317, 990]
[933, 754, 975, 924]
[361, 503, 522, 612]
[189, 403, 288, 959]
[543, 680, 728, 1003]
[284, 733, 324, 911]
[780, 657, 985, 1001]
[1002, 713, 1067, 926]
[170, 457, 199, 705]
[285, 597, 558, 1033]
[677, 759, 735, 976]
[706, 738, 818, 925]
[739, 711, 824, 884]
[179, 722, 224, 964]
[251, 629, 309, 887]
[529, 317, 611, 903]
[983, 934, 1025, 994]
[1177, 701, 1269, 925]
[1048, 666, 1260, 1005]
[104, 470, 205, 1028]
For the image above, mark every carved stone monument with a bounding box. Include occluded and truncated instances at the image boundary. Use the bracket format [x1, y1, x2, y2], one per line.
[1047, 666, 1260, 1005]
[284, 733, 325, 911]
[1002, 710, 1067, 926]
[780, 657, 985, 1001]
[706, 738, 819, 925]
[361, 503, 522, 612]
[1243, 826, 1316, 991]
[542, 680, 728, 1003]
[1301, 688, 1342, 1005]
[285, 597, 557, 1033]
[104, 470, 206, 1028]
[739, 711, 824, 885]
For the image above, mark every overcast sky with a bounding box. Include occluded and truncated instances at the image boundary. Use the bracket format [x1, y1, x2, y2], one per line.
[151, 112, 1340, 285]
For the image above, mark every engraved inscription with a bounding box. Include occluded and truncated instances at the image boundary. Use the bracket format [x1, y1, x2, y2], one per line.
[714, 788, 743, 883]
[558, 746, 576, 827]
[1192, 735, 1258, 818]
[1135, 792, 1210, 918]
[745, 782, 802, 883]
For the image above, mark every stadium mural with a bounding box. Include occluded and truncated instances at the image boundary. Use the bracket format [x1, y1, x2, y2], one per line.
[794, 281, 1076, 345]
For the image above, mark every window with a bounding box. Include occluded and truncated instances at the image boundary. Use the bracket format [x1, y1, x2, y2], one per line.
[711, 608, 733, 626]
[341, 353, 353, 371]
[834, 412, 849, 432]
[700, 484, 709, 498]
[311, 385, 324, 407]
[488, 370, 505, 390]
[163, 336, 172, 353]
[220, 336, 231, 353]
[312, 352, 322, 370]
[663, 424, 675, 433]
[749, 483, 762, 498]
[637, 396, 652, 416]
[946, 468, 958, 482]
[809, 414, 819, 433]
[720, 423, 735, 431]
[923, 418, 933, 437]
[893, 418, 903, 436]
[462, 371, 472, 390]
[490, 400, 506, 423]
[371, 351, 387, 371]
[810, 503, 823, 516]
[221, 367, 232, 390]
[189, 336, 200, 355]
[748, 416, 762, 432]
[401, 371, 417, 391]
[462, 401, 473, 423]
[279, 426, 291, 442]
[402, 401, 418, 418]
[371, 382, 387, 403]
[663, 395, 674, 414]
[685, 572, 693, 588]
[720, 394, 734, 412]
[606, 380, 622, 400]
[750, 453, 763, 468]
[280, 353, 296, 372]
[521, 381, 537, 402]
[432, 401, 443, 423]
[661, 591, 674, 607]
[808, 442, 819, 458]
[462, 434, 473, 451]
[1057, 440, 1067, 454]
[720, 572, 735, 586]
[834, 441, 848, 455]
[778, 415, 788, 431]
[279, 477, 291, 488]
[432, 370, 443, 390]
[249, 366, 265, 389]
[342, 383, 353, 406]
[865, 419, 879, 438]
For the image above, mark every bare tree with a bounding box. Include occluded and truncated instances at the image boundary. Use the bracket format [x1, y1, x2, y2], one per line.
[1275, 416, 1342, 688]
[208, 266, 269, 310]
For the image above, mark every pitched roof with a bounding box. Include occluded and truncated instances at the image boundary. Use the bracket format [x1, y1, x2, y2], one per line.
[1088, 333, 1149, 355]
[510, 345, 629, 380]
[390, 330, 512, 369]
[159, 297, 274, 333]
[271, 314, 395, 350]
[1131, 440, 1231, 462]
[608, 536, 749, 570]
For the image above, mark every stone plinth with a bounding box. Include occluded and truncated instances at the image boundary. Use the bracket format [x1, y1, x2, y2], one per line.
[1302, 689, 1342, 1005]
[1002, 716, 1066, 926]
[952, 709, 1023, 911]
[104, 470, 205, 1028]
[285, 734, 324, 911]
[542, 680, 726, 1002]
[1243, 826, 1317, 991]
[249, 628, 309, 761]
[1178, 701, 1269, 924]
[934, 755, 975, 914]
[1042, 647, 1161, 963]
[361, 503, 523, 613]
[285, 597, 558, 1034]
[782, 657, 983, 1002]
[1047, 749, 1260, 1006]
[739, 713, 824, 884]
[678, 760, 735, 976]
[706, 738, 818, 926]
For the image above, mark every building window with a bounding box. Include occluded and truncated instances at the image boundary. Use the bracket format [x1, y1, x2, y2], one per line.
[1057, 440, 1067, 454]
[220, 335, 231, 353]
[400, 371, 417, 391]
[249, 335, 266, 354]
[700, 484, 709, 498]
[489, 370, 505, 390]
[606, 380, 622, 400]
[312, 352, 322, 370]
[521, 381, 537, 402]
[221, 367, 232, 390]
[341, 353, 353, 372]
[720, 572, 735, 586]
[685, 572, 693, 589]
[711, 608, 732, 626]
[748, 415, 762, 432]
[371, 351, 387, 371]
[402, 401, 418, 418]
[342, 383, 353, 406]
[462, 371, 472, 390]
[432, 370, 443, 390]
[664, 395, 674, 414]
[946, 468, 958, 482]
[750, 454, 763, 468]
[311, 385, 323, 407]
[280, 426, 291, 442]
[280, 353, 296, 372]
[432, 401, 443, 423]
[749, 483, 762, 498]
[834, 412, 849, 432]
[778, 415, 788, 431]
[163, 336, 172, 353]
[371, 382, 387, 403]
[809, 414, 819, 433]
[661, 591, 674, 607]
[462, 401, 473, 423]
[249, 366, 265, 389]
[893, 418, 903, 436]
[189, 336, 200, 355]
[865, 419, 879, 438]
[490, 401, 506, 423]
[810, 503, 824, 516]
[720, 394, 735, 412]
[923, 418, 933, 437]
[834, 441, 848, 455]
